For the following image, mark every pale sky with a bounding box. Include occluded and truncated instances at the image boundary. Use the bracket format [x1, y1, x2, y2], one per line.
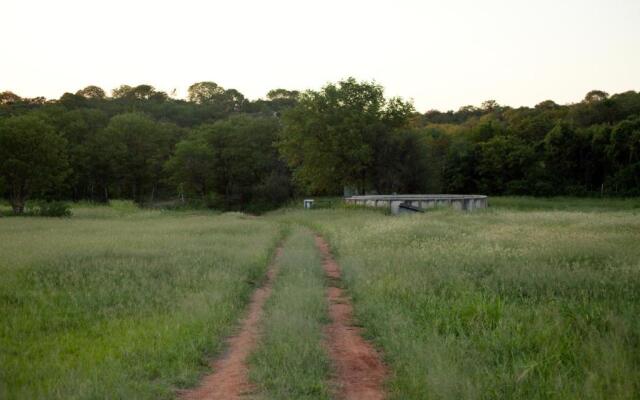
[2, 0, 639, 111]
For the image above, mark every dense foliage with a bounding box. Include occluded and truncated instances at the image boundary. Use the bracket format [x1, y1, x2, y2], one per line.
[1, 81, 639, 213]
[425, 91, 640, 196]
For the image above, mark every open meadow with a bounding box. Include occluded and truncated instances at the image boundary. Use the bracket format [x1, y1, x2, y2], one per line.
[1, 198, 639, 399]
[0, 202, 282, 399]
[279, 198, 640, 399]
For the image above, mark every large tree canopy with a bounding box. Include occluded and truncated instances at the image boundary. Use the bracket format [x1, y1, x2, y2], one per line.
[0, 115, 69, 213]
[278, 77, 414, 193]
[167, 115, 290, 210]
[2, 80, 640, 212]
[95, 112, 181, 202]
[76, 85, 106, 100]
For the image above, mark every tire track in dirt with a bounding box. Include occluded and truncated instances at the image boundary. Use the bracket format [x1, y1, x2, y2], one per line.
[178, 244, 284, 400]
[315, 234, 387, 400]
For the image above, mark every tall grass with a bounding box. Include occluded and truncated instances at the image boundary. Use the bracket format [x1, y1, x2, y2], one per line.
[249, 227, 331, 399]
[490, 196, 640, 211]
[283, 204, 640, 399]
[0, 205, 282, 399]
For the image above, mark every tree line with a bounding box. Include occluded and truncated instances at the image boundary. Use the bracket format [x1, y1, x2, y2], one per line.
[1, 79, 639, 214]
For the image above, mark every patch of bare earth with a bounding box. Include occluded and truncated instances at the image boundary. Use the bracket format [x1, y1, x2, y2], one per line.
[178, 245, 284, 400]
[315, 235, 387, 400]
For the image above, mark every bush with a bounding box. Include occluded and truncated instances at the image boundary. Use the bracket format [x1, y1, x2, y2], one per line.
[35, 201, 72, 217]
[565, 185, 589, 197]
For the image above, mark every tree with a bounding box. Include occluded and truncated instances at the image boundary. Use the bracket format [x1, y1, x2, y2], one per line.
[98, 113, 168, 202]
[443, 139, 478, 194]
[0, 115, 69, 213]
[476, 135, 536, 194]
[278, 77, 414, 194]
[187, 82, 245, 113]
[59, 92, 88, 109]
[544, 122, 594, 192]
[76, 85, 106, 99]
[0, 91, 22, 105]
[167, 115, 290, 209]
[607, 116, 640, 167]
[112, 85, 167, 101]
[165, 135, 214, 198]
[481, 99, 500, 112]
[56, 109, 109, 200]
[584, 90, 609, 103]
[535, 100, 559, 110]
[267, 89, 300, 101]
[203, 115, 288, 208]
[187, 82, 226, 104]
[606, 116, 640, 193]
[112, 85, 133, 99]
[369, 128, 429, 193]
[266, 89, 300, 111]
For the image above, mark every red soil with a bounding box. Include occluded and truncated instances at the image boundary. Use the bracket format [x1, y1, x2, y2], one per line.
[178, 246, 283, 400]
[315, 235, 387, 400]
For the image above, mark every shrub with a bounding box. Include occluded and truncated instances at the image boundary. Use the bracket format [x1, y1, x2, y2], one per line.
[35, 201, 72, 217]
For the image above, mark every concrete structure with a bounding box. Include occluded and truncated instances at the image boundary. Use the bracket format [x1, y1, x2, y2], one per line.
[344, 194, 488, 214]
[304, 199, 315, 209]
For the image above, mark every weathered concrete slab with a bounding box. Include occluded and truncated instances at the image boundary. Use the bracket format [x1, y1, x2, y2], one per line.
[345, 194, 488, 214]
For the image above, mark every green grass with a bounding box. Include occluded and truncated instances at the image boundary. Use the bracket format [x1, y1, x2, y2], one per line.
[279, 203, 640, 399]
[249, 227, 331, 399]
[490, 196, 640, 211]
[2, 197, 640, 399]
[0, 204, 282, 399]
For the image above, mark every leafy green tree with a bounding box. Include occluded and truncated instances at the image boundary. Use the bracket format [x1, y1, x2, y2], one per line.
[606, 116, 640, 194]
[0, 91, 22, 105]
[187, 82, 226, 104]
[206, 115, 288, 208]
[443, 139, 478, 194]
[608, 116, 640, 167]
[476, 135, 537, 194]
[165, 135, 214, 198]
[112, 85, 133, 99]
[584, 90, 609, 103]
[56, 109, 109, 199]
[266, 89, 300, 111]
[535, 100, 559, 110]
[98, 113, 176, 202]
[470, 117, 503, 142]
[481, 99, 500, 112]
[167, 115, 289, 209]
[0, 114, 69, 213]
[279, 77, 414, 194]
[220, 89, 245, 112]
[112, 85, 167, 101]
[370, 128, 429, 193]
[2, 81, 640, 204]
[59, 92, 88, 109]
[187, 82, 245, 113]
[544, 123, 587, 189]
[420, 127, 452, 193]
[76, 85, 106, 99]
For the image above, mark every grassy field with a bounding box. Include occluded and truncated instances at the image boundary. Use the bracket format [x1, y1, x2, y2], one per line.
[0, 203, 282, 399]
[489, 196, 640, 211]
[2, 197, 639, 399]
[279, 200, 640, 399]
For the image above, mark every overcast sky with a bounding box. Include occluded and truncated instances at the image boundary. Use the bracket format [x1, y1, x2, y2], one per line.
[2, 0, 639, 111]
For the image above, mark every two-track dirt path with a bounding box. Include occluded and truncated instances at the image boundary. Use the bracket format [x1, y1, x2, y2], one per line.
[180, 231, 387, 400]
[315, 234, 387, 400]
[179, 245, 284, 400]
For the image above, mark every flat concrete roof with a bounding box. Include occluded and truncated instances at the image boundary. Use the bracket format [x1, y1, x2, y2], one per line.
[345, 194, 487, 200]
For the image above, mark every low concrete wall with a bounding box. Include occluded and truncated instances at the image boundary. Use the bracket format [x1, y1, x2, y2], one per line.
[344, 194, 488, 214]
